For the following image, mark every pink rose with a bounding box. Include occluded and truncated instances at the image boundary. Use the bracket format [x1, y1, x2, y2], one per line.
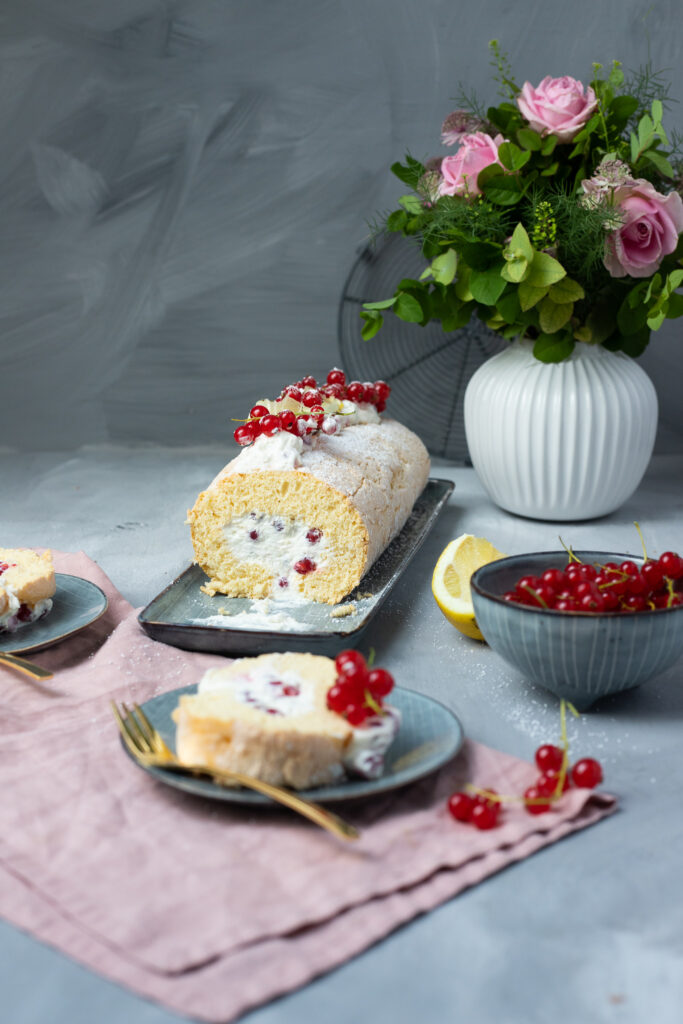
[604, 179, 683, 278]
[439, 132, 505, 197]
[517, 76, 598, 142]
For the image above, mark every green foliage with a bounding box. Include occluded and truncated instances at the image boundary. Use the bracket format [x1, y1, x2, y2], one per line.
[362, 49, 683, 362]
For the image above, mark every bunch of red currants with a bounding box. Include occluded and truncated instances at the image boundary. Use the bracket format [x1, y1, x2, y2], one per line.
[234, 369, 391, 447]
[503, 553, 683, 613]
[447, 743, 603, 829]
[326, 649, 395, 726]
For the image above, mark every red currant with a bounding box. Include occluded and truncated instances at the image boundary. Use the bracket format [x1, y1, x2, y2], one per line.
[367, 667, 394, 697]
[622, 594, 646, 612]
[300, 375, 317, 388]
[326, 684, 349, 713]
[535, 743, 564, 773]
[524, 786, 551, 815]
[447, 792, 475, 822]
[249, 404, 269, 419]
[471, 802, 500, 830]
[293, 558, 316, 575]
[641, 560, 664, 589]
[301, 389, 322, 408]
[335, 650, 366, 674]
[234, 422, 257, 446]
[346, 381, 365, 403]
[571, 758, 603, 788]
[659, 551, 683, 579]
[283, 386, 302, 402]
[278, 410, 298, 432]
[541, 568, 566, 591]
[326, 368, 346, 386]
[260, 414, 281, 436]
[375, 380, 391, 402]
[346, 703, 369, 726]
[537, 768, 571, 795]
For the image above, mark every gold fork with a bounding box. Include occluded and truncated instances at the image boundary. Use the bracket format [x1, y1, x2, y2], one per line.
[0, 651, 54, 681]
[111, 701, 359, 842]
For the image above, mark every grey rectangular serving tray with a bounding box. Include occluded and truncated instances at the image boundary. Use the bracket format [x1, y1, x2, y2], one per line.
[138, 477, 454, 656]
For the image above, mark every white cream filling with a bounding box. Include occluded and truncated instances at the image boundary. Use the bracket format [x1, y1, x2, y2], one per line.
[0, 594, 52, 632]
[222, 512, 330, 596]
[199, 664, 317, 716]
[197, 666, 400, 780]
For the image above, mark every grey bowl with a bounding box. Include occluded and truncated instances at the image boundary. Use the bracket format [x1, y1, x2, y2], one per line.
[470, 550, 683, 711]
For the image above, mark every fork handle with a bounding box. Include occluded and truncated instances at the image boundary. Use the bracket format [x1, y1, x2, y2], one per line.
[0, 652, 54, 681]
[166, 762, 359, 841]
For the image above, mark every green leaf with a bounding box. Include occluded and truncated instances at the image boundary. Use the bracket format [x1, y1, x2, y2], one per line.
[667, 269, 683, 292]
[586, 305, 616, 345]
[362, 297, 397, 311]
[518, 280, 547, 310]
[526, 251, 566, 288]
[533, 334, 575, 363]
[430, 248, 458, 285]
[386, 209, 408, 232]
[498, 141, 530, 171]
[540, 134, 558, 156]
[608, 95, 639, 123]
[390, 156, 426, 188]
[501, 258, 529, 284]
[549, 278, 585, 303]
[665, 292, 683, 319]
[538, 296, 574, 333]
[540, 161, 560, 177]
[573, 326, 592, 342]
[469, 265, 507, 305]
[394, 292, 424, 322]
[360, 311, 383, 340]
[479, 172, 523, 206]
[517, 127, 543, 151]
[398, 194, 423, 214]
[652, 99, 663, 124]
[619, 326, 650, 358]
[508, 222, 534, 263]
[638, 113, 655, 149]
[496, 289, 521, 323]
[647, 310, 667, 330]
[455, 266, 473, 301]
[617, 296, 648, 335]
[643, 149, 674, 178]
[459, 239, 502, 270]
[630, 131, 640, 164]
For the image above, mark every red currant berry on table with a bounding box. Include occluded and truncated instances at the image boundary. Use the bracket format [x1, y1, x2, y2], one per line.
[571, 758, 603, 789]
[471, 801, 500, 829]
[473, 788, 499, 808]
[447, 792, 475, 823]
[367, 667, 394, 697]
[535, 743, 564, 773]
[524, 786, 551, 815]
[249, 404, 269, 419]
[537, 769, 571, 796]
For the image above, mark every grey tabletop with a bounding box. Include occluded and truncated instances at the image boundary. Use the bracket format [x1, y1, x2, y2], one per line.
[2, 446, 683, 1024]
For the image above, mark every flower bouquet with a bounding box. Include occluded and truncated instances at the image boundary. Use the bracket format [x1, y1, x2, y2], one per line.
[361, 45, 683, 364]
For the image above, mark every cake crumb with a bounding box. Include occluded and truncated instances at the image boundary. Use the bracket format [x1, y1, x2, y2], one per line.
[356, 591, 373, 600]
[331, 603, 356, 618]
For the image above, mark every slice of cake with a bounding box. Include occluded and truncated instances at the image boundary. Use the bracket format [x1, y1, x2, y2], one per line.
[0, 548, 56, 633]
[188, 369, 430, 604]
[172, 652, 401, 790]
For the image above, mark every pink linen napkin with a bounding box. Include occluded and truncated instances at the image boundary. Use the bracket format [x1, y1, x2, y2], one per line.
[0, 552, 616, 1022]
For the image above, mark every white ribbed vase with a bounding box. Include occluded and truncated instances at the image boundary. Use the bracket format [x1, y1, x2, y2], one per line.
[463, 339, 658, 521]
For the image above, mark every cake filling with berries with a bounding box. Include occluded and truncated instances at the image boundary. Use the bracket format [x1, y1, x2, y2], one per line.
[173, 651, 401, 789]
[0, 549, 56, 634]
[221, 512, 330, 595]
[188, 368, 430, 605]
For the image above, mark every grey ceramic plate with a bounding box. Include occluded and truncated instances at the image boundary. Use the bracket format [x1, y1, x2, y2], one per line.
[138, 478, 454, 656]
[123, 683, 464, 804]
[0, 573, 108, 655]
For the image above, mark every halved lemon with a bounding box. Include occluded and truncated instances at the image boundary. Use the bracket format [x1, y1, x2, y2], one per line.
[432, 533, 507, 641]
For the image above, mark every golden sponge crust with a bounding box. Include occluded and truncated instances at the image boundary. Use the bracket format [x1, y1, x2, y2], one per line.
[0, 548, 56, 605]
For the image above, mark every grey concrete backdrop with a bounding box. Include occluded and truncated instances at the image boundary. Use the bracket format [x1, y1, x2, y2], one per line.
[1, 0, 682, 452]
